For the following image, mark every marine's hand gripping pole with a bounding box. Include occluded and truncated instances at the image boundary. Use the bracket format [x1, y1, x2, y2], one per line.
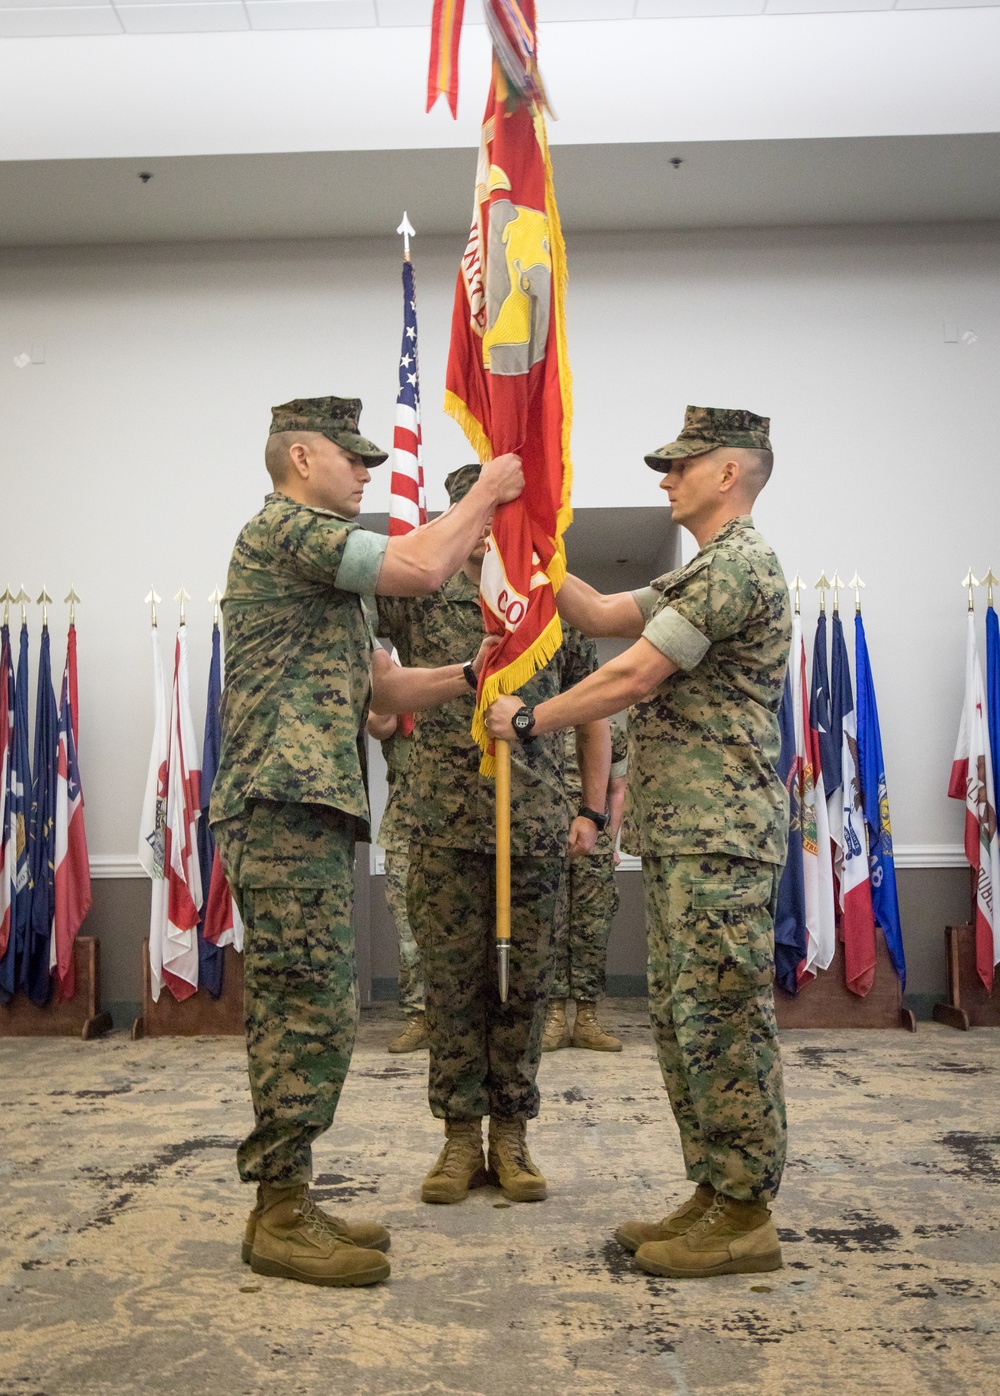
[495, 738, 511, 1002]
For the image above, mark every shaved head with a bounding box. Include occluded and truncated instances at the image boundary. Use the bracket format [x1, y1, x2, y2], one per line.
[265, 430, 324, 486]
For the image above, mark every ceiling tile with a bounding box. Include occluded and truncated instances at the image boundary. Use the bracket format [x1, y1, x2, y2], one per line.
[247, 0, 377, 26]
[894, 0, 1000, 8]
[116, 1, 248, 27]
[636, 1, 765, 15]
[540, 0, 636, 17]
[766, 1, 892, 11]
[0, 3, 120, 29]
[0, 0, 111, 8]
[374, 0, 430, 24]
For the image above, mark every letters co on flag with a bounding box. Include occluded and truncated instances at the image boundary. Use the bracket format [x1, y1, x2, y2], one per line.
[444, 0, 572, 770]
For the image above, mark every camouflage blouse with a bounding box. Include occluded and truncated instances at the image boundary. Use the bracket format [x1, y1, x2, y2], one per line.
[379, 572, 598, 858]
[211, 493, 384, 839]
[624, 515, 791, 865]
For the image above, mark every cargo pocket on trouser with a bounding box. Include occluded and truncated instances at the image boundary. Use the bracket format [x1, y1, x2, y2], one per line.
[671, 864, 784, 1200]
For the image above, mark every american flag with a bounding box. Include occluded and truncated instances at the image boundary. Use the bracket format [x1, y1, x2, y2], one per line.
[51, 625, 92, 1002]
[389, 258, 427, 536]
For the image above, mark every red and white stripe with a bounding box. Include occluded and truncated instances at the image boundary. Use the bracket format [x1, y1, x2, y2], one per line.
[949, 611, 1000, 990]
[390, 402, 425, 535]
[50, 628, 92, 1002]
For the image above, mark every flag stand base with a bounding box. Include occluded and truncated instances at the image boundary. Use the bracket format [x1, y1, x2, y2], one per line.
[131, 939, 244, 1039]
[0, 936, 113, 1039]
[775, 929, 915, 1031]
[931, 924, 1000, 1030]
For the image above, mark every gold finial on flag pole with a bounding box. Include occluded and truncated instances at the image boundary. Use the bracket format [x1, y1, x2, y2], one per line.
[815, 571, 831, 614]
[144, 587, 162, 628]
[831, 572, 844, 616]
[961, 568, 979, 613]
[982, 569, 999, 609]
[1, 587, 11, 628]
[37, 586, 53, 630]
[174, 586, 191, 626]
[396, 212, 416, 263]
[14, 586, 30, 626]
[849, 571, 866, 615]
[790, 573, 804, 616]
[209, 587, 223, 626]
[65, 587, 81, 625]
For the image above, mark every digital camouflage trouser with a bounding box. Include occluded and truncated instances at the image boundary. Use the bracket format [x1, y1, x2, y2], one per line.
[643, 853, 787, 1203]
[383, 845, 424, 1015]
[406, 843, 564, 1122]
[213, 800, 359, 1186]
[550, 847, 619, 1001]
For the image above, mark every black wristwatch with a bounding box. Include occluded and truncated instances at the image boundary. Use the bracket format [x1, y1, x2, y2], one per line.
[462, 661, 478, 690]
[578, 805, 609, 832]
[511, 705, 537, 740]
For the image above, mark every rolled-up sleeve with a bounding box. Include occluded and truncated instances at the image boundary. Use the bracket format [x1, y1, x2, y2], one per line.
[631, 586, 660, 621]
[642, 606, 711, 671]
[335, 529, 389, 595]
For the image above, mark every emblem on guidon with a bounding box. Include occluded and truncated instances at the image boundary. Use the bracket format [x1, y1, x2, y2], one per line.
[480, 536, 550, 633]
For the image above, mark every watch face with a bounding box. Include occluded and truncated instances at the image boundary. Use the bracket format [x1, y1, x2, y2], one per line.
[513, 712, 531, 732]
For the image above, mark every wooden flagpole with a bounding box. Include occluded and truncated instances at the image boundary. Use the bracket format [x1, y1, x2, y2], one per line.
[495, 738, 511, 1001]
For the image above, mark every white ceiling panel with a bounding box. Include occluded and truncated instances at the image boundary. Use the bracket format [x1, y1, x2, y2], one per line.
[247, 0, 376, 25]
[766, 1, 891, 11]
[374, 0, 430, 24]
[117, 1, 247, 28]
[541, 0, 636, 18]
[0, 3, 120, 29]
[895, 0, 1000, 8]
[636, 1, 764, 15]
[0, 0, 107, 8]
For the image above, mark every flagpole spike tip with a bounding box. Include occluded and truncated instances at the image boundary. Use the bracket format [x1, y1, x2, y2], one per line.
[961, 568, 979, 612]
[174, 586, 191, 626]
[982, 568, 999, 608]
[814, 571, 830, 613]
[790, 573, 804, 616]
[209, 586, 223, 625]
[849, 571, 866, 614]
[64, 587, 81, 625]
[396, 211, 416, 260]
[144, 587, 162, 627]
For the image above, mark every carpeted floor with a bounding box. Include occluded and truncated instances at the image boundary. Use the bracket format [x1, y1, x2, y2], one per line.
[1, 1003, 998, 1396]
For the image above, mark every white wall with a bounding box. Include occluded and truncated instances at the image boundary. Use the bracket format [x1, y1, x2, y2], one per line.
[2, 220, 997, 859]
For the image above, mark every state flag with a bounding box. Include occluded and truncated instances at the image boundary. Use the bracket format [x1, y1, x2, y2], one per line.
[51, 625, 92, 1002]
[24, 624, 58, 1007]
[773, 669, 807, 995]
[0, 627, 12, 962]
[0, 623, 31, 1004]
[200, 621, 243, 964]
[948, 610, 1000, 989]
[831, 612, 876, 995]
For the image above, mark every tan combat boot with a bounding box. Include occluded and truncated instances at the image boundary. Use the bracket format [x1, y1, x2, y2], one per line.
[249, 1183, 390, 1287]
[570, 1001, 622, 1052]
[634, 1193, 782, 1278]
[421, 1119, 489, 1204]
[388, 1012, 429, 1054]
[615, 1183, 716, 1253]
[541, 998, 571, 1051]
[242, 1183, 390, 1264]
[487, 1117, 548, 1202]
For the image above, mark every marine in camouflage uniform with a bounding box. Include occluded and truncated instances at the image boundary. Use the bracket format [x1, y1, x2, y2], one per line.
[210, 398, 523, 1284]
[485, 407, 792, 1277]
[543, 723, 629, 1051]
[379, 464, 607, 1204]
[374, 723, 427, 1050]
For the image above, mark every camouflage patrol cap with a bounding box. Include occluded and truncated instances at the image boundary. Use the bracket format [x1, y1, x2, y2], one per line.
[445, 463, 482, 504]
[269, 396, 388, 467]
[644, 406, 771, 472]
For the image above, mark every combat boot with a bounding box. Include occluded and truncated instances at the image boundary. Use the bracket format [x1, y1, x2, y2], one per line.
[242, 1184, 390, 1264]
[487, 1117, 547, 1202]
[570, 1001, 622, 1052]
[634, 1193, 782, 1278]
[249, 1183, 390, 1287]
[615, 1183, 716, 1253]
[421, 1119, 489, 1204]
[388, 1012, 429, 1054]
[541, 998, 571, 1051]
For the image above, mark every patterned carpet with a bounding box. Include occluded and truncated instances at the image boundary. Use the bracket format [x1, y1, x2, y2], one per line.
[1, 1004, 998, 1396]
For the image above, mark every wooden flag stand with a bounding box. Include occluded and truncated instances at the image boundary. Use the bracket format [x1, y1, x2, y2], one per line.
[0, 936, 113, 1039]
[775, 928, 915, 1031]
[131, 940, 244, 1038]
[932, 924, 1000, 1030]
